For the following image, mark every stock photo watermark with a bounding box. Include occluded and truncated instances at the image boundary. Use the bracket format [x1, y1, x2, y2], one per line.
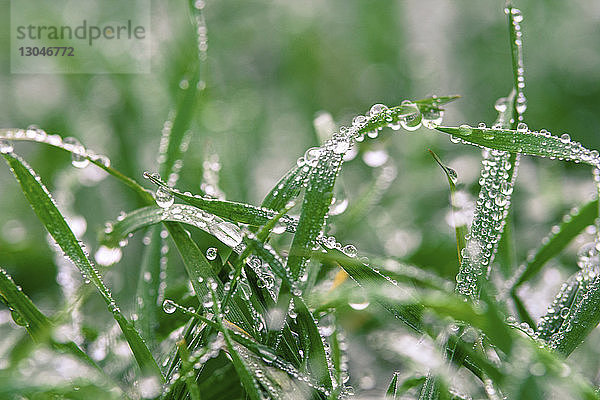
[11, 0, 151, 73]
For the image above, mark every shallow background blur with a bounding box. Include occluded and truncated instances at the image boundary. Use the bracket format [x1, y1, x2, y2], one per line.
[1, 0, 600, 395]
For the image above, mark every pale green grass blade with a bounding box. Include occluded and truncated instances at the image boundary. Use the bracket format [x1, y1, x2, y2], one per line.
[2, 152, 162, 380]
[510, 199, 597, 289]
[316, 249, 423, 332]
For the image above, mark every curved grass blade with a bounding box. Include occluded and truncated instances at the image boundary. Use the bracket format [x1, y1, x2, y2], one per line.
[509, 200, 597, 290]
[386, 372, 400, 399]
[101, 204, 245, 251]
[436, 125, 599, 167]
[0, 128, 154, 203]
[2, 151, 162, 381]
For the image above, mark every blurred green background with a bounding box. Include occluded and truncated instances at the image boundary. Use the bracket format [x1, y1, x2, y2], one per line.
[1, 0, 600, 394]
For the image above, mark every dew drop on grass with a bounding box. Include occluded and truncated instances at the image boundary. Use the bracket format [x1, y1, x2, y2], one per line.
[398, 100, 422, 131]
[63, 137, 90, 168]
[369, 103, 388, 117]
[272, 221, 286, 234]
[577, 242, 600, 269]
[0, 140, 13, 154]
[162, 299, 177, 314]
[458, 124, 472, 136]
[446, 168, 458, 184]
[10, 309, 28, 327]
[206, 247, 217, 260]
[422, 108, 444, 129]
[155, 187, 174, 208]
[94, 245, 122, 266]
[342, 244, 358, 258]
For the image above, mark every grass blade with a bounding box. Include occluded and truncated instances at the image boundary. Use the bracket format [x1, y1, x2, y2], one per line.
[436, 125, 598, 166]
[2, 151, 162, 380]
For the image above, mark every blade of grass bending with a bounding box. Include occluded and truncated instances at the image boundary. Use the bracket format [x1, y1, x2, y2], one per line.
[428, 150, 467, 265]
[386, 372, 400, 399]
[262, 164, 311, 211]
[509, 199, 597, 290]
[0, 128, 154, 203]
[2, 152, 162, 381]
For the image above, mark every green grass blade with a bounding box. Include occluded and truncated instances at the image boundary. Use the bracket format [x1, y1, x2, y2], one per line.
[536, 269, 595, 343]
[0, 268, 100, 369]
[386, 372, 400, 399]
[262, 164, 311, 211]
[2, 152, 162, 381]
[435, 125, 598, 166]
[546, 273, 600, 356]
[510, 200, 597, 289]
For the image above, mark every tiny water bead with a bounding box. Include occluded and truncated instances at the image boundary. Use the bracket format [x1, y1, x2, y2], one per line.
[155, 187, 174, 208]
[162, 299, 177, 314]
[369, 103, 388, 117]
[206, 247, 218, 261]
[63, 137, 90, 169]
[0, 139, 13, 154]
[421, 108, 444, 129]
[458, 124, 472, 135]
[577, 242, 600, 269]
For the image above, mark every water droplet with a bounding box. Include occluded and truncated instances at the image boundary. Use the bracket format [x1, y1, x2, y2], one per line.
[0, 140, 13, 154]
[560, 133, 571, 144]
[342, 244, 358, 258]
[458, 124, 472, 135]
[10, 309, 28, 327]
[162, 299, 177, 314]
[422, 108, 443, 129]
[516, 122, 528, 132]
[155, 187, 174, 208]
[64, 137, 89, 168]
[206, 247, 217, 261]
[369, 103, 388, 118]
[398, 101, 422, 131]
